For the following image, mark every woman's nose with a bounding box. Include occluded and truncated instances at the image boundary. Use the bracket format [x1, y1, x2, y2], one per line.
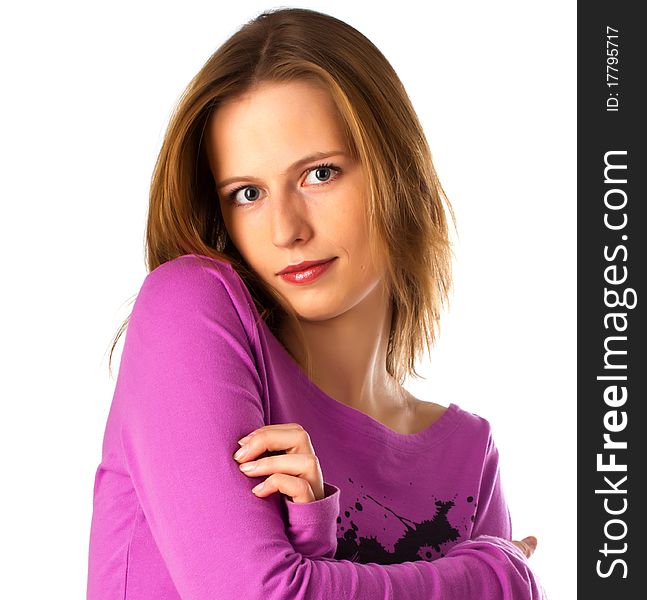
[269, 190, 313, 248]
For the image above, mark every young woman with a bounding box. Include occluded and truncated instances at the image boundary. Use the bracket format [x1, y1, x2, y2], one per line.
[87, 7, 546, 599]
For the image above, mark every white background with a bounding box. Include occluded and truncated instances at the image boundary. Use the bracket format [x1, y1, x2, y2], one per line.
[0, 1, 575, 597]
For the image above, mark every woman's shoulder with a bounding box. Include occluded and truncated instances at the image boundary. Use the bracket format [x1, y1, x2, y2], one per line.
[444, 402, 497, 444]
[134, 253, 257, 329]
[144, 253, 237, 290]
[139, 253, 247, 302]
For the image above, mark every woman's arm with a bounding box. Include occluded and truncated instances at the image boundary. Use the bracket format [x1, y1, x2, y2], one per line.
[117, 256, 544, 599]
[471, 430, 514, 540]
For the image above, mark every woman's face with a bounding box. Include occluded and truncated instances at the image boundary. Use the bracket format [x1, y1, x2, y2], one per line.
[205, 79, 388, 321]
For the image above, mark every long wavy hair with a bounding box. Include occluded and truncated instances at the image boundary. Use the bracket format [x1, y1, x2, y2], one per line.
[108, 6, 457, 386]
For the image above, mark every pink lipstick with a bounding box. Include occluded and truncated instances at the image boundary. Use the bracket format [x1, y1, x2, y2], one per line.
[277, 257, 337, 284]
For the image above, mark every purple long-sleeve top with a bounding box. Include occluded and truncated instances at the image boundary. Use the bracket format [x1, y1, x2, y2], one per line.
[86, 253, 546, 599]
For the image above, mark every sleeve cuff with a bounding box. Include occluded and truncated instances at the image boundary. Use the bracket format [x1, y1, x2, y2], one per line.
[284, 482, 340, 523]
[282, 482, 340, 558]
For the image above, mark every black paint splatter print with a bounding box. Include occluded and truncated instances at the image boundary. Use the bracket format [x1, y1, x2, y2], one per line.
[335, 478, 478, 564]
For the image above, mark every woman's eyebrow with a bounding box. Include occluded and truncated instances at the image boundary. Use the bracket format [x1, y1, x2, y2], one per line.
[216, 150, 347, 189]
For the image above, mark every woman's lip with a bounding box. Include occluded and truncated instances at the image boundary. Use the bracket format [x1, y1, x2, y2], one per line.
[278, 257, 337, 284]
[277, 257, 337, 275]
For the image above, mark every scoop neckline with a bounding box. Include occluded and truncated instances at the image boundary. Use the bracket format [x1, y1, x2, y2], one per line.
[257, 316, 463, 452]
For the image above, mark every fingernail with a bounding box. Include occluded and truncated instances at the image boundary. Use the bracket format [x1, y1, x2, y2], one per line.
[239, 462, 256, 472]
[233, 446, 247, 460]
[238, 433, 255, 445]
[252, 482, 265, 493]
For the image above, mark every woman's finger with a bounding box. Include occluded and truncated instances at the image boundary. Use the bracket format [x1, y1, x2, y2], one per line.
[237, 451, 321, 480]
[250, 472, 316, 504]
[234, 425, 315, 461]
[237, 422, 307, 445]
[237, 450, 324, 500]
[511, 536, 538, 559]
[233, 424, 324, 500]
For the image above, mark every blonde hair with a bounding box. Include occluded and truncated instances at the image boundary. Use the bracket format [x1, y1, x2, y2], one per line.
[109, 7, 457, 385]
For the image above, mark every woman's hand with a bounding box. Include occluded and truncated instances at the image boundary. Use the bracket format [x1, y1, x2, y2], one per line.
[233, 423, 325, 504]
[511, 536, 538, 559]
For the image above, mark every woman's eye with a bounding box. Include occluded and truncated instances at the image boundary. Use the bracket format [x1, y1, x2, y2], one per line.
[225, 162, 341, 207]
[303, 163, 341, 186]
[227, 185, 260, 206]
